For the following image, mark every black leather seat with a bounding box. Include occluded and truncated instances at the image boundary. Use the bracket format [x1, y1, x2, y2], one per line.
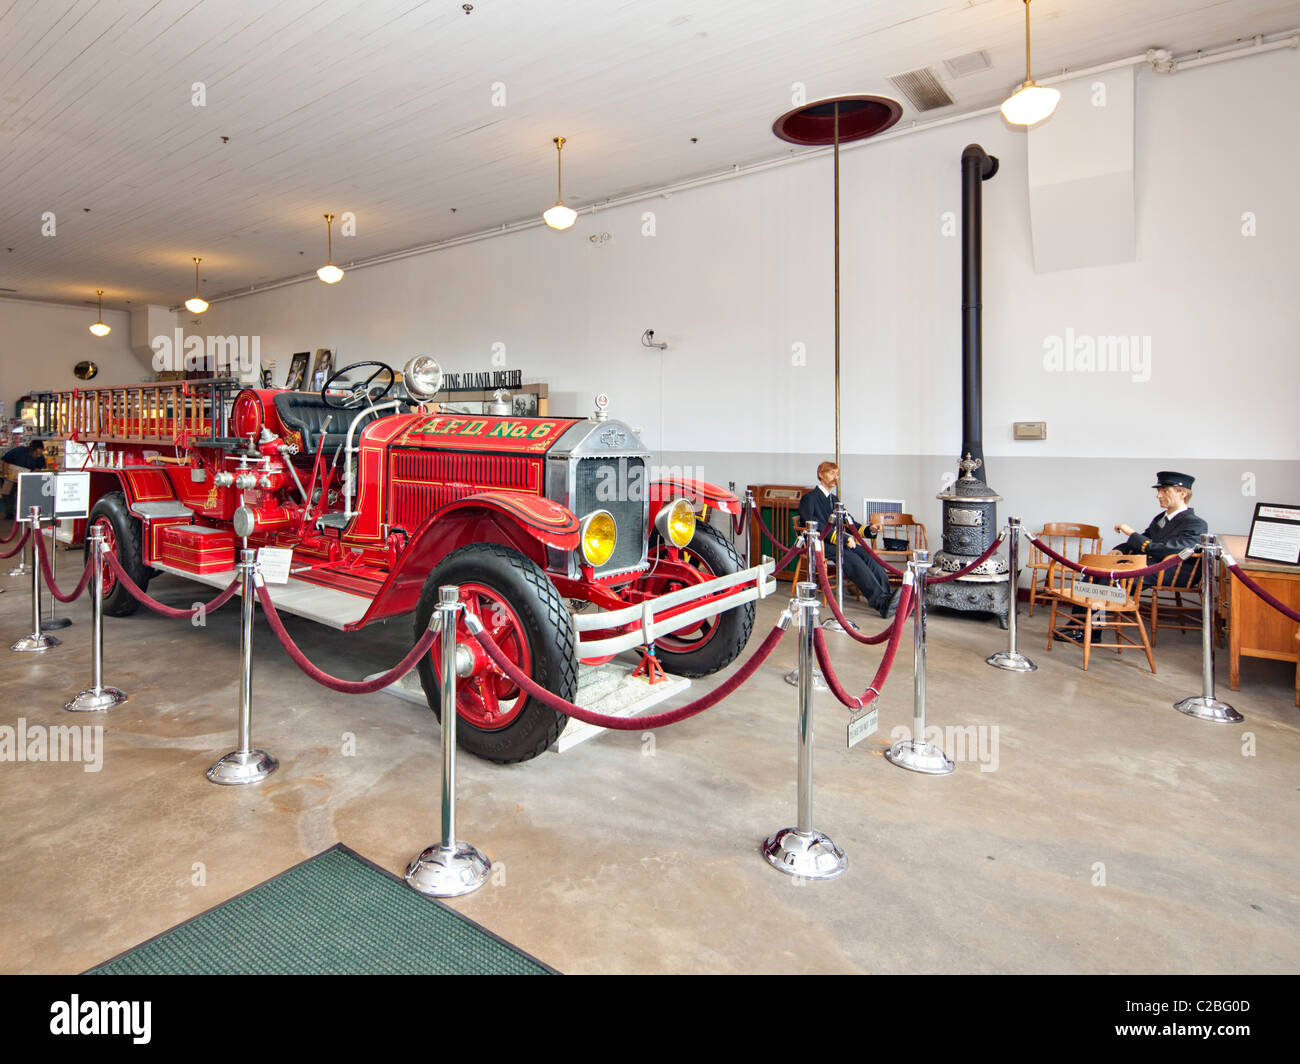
[273, 391, 384, 456]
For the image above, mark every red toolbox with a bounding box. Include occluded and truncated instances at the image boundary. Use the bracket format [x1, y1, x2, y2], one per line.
[158, 524, 235, 575]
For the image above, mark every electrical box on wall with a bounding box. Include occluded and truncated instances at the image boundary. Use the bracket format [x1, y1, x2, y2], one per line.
[1013, 421, 1047, 441]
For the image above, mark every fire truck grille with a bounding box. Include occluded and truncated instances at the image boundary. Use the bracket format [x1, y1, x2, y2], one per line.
[388, 450, 540, 530]
[573, 456, 646, 574]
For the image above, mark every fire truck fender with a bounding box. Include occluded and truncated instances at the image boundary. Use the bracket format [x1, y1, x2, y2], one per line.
[83, 467, 177, 518]
[373, 492, 581, 617]
[647, 477, 740, 528]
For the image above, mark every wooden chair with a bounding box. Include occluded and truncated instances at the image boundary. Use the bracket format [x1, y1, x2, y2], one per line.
[789, 516, 860, 603]
[869, 512, 927, 587]
[1046, 553, 1156, 673]
[1143, 553, 1203, 645]
[1026, 523, 1102, 616]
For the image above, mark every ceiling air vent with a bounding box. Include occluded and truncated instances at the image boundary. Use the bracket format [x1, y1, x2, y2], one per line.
[887, 67, 955, 112]
[944, 50, 993, 79]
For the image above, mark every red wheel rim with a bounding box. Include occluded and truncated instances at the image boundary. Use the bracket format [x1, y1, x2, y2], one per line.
[92, 516, 118, 595]
[644, 545, 719, 653]
[431, 582, 533, 731]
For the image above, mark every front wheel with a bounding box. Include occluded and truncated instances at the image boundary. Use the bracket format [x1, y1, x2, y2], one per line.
[637, 523, 755, 678]
[414, 542, 577, 764]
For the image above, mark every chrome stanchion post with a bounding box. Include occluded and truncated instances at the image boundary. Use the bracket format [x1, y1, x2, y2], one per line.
[41, 519, 72, 631]
[407, 585, 492, 897]
[66, 527, 127, 712]
[1175, 534, 1242, 723]
[821, 504, 858, 634]
[763, 581, 847, 879]
[207, 549, 279, 784]
[785, 521, 828, 691]
[744, 488, 755, 570]
[886, 550, 954, 774]
[727, 480, 737, 547]
[12, 507, 60, 653]
[987, 517, 1037, 672]
[8, 514, 31, 578]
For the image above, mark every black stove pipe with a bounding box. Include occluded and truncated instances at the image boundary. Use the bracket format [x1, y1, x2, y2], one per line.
[960, 143, 998, 484]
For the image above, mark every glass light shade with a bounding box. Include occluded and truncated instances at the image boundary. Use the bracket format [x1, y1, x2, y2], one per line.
[543, 202, 577, 230]
[1000, 82, 1060, 126]
[89, 321, 111, 337]
[317, 263, 344, 284]
[185, 296, 209, 314]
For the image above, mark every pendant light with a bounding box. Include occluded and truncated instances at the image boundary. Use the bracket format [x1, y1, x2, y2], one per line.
[542, 137, 577, 230]
[1001, 0, 1060, 126]
[317, 213, 344, 283]
[184, 256, 209, 313]
[89, 290, 111, 336]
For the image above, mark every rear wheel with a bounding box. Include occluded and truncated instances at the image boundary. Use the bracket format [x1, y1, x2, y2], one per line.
[638, 523, 755, 677]
[414, 542, 577, 764]
[84, 492, 149, 617]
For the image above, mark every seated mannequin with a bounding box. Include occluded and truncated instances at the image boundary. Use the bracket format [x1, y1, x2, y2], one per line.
[798, 461, 900, 619]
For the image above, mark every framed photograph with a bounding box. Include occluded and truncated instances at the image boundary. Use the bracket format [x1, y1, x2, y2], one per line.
[285, 352, 310, 391]
[310, 349, 334, 391]
[512, 391, 539, 417]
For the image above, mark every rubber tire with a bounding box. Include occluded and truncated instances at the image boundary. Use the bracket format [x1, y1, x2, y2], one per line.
[652, 523, 756, 678]
[414, 542, 577, 764]
[84, 491, 150, 617]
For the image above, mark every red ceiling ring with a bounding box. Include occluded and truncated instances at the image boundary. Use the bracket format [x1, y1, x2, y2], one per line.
[771, 95, 903, 145]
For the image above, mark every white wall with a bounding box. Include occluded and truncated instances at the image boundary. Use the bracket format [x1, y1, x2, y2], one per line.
[0, 298, 144, 403]
[31, 49, 1300, 541]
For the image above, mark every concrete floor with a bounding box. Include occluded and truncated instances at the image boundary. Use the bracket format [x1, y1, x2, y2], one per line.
[2, 532, 1297, 974]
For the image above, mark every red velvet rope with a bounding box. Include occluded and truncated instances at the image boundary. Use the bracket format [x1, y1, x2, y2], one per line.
[472, 621, 788, 731]
[753, 506, 794, 553]
[255, 582, 437, 694]
[1225, 561, 1300, 625]
[34, 532, 94, 603]
[1026, 536, 1187, 580]
[846, 525, 908, 576]
[104, 552, 241, 618]
[812, 582, 914, 710]
[0, 520, 20, 544]
[0, 526, 30, 560]
[924, 533, 1007, 584]
[813, 548, 913, 644]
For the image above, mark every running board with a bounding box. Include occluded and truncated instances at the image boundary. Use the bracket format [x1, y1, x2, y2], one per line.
[150, 563, 372, 630]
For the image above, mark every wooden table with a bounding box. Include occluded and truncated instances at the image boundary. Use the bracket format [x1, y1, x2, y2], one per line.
[1219, 534, 1300, 702]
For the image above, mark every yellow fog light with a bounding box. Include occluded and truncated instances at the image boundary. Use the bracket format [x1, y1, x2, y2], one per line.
[580, 510, 618, 567]
[655, 498, 696, 547]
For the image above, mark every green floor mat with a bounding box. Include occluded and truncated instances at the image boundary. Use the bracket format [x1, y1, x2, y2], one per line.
[87, 844, 555, 975]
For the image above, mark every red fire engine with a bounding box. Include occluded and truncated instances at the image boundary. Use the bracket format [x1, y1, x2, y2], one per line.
[31, 359, 770, 762]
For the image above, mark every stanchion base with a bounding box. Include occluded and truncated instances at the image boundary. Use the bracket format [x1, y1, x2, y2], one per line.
[405, 842, 492, 897]
[41, 616, 73, 631]
[7, 565, 29, 578]
[11, 632, 61, 652]
[784, 665, 829, 692]
[885, 739, 955, 775]
[65, 686, 128, 712]
[1173, 695, 1243, 724]
[987, 650, 1037, 672]
[206, 749, 279, 785]
[762, 827, 847, 880]
[821, 616, 859, 634]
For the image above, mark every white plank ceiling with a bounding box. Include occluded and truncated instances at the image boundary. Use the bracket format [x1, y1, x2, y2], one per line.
[1, 0, 1297, 310]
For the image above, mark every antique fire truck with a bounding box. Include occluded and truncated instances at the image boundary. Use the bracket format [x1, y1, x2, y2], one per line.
[34, 359, 769, 762]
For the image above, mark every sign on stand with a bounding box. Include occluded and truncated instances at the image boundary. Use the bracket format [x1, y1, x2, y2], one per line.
[256, 547, 293, 585]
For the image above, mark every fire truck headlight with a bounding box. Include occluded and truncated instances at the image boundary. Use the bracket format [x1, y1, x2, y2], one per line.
[655, 498, 696, 547]
[402, 356, 444, 400]
[579, 510, 618, 568]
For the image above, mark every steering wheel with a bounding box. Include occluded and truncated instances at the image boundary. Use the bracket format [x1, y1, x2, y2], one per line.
[321, 361, 397, 409]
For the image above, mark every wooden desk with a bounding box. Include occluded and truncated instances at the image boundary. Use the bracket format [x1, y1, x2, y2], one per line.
[1219, 535, 1300, 701]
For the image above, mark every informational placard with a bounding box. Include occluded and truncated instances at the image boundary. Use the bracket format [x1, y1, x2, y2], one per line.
[256, 547, 293, 584]
[16, 472, 54, 522]
[1072, 581, 1128, 604]
[847, 706, 878, 749]
[54, 472, 90, 518]
[1246, 503, 1300, 566]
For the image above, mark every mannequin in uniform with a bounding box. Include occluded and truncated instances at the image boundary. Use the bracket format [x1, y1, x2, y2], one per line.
[798, 461, 900, 618]
[1114, 471, 1206, 584]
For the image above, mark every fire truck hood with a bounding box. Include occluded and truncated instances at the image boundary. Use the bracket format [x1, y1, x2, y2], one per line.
[390, 413, 647, 458]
